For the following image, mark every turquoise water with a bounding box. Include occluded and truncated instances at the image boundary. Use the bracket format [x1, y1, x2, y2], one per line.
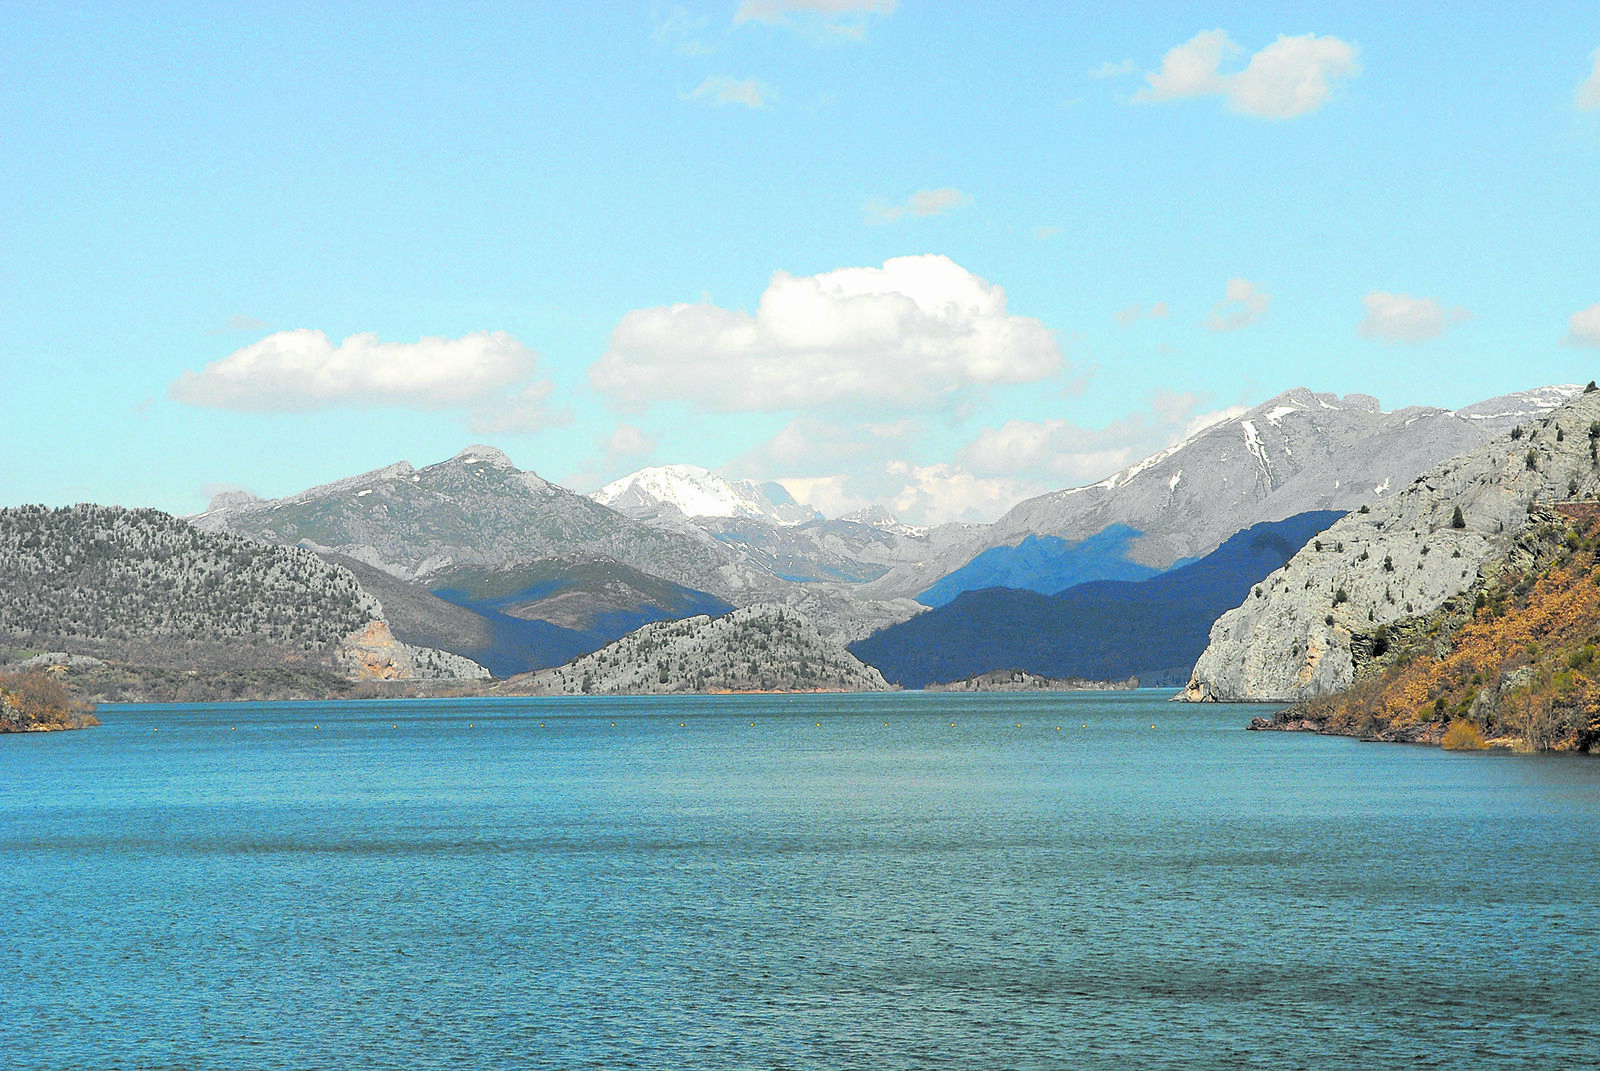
[4, 691, 1598, 1069]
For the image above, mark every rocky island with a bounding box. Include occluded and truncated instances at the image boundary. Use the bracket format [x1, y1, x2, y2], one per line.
[501, 604, 892, 695]
[924, 669, 1139, 692]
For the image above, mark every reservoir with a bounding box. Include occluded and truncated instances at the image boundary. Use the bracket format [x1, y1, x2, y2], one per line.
[4, 691, 1597, 1069]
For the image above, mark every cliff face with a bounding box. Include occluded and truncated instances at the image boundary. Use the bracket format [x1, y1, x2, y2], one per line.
[502, 604, 892, 695]
[1184, 390, 1600, 702]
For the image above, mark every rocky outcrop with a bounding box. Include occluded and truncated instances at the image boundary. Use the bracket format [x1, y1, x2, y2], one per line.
[924, 669, 1138, 692]
[336, 621, 489, 681]
[501, 604, 892, 695]
[1183, 389, 1600, 702]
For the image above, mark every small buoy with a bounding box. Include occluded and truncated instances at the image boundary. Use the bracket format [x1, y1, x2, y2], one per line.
[680, 722, 685, 727]
[1152, 724, 1157, 729]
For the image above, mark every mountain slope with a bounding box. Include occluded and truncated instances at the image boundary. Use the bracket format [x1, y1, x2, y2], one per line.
[0, 503, 483, 681]
[1185, 389, 1600, 702]
[860, 385, 1579, 606]
[193, 446, 745, 597]
[851, 511, 1341, 688]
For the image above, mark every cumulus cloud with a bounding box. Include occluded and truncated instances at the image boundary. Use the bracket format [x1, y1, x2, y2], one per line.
[170, 328, 564, 431]
[1579, 48, 1600, 112]
[589, 254, 1064, 413]
[864, 187, 971, 224]
[685, 76, 772, 108]
[1358, 291, 1471, 343]
[1134, 30, 1359, 118]
[1564, 303, 1600, 348]
[1205, 278, 1270, 331]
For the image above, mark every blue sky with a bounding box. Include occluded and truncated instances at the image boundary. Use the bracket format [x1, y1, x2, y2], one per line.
[4, 1, 1598, 522]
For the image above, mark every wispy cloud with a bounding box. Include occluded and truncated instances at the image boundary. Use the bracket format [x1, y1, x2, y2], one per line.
[1134, 30, 1359, 119]
[685, 76, 772, 108]
[208, 314, 270, 335]
[1114, 302, 1169, 327]
[1088, 59, 1136, 79]
[735, 0, 895, 37]
[1205, 279, 1270, 331]
[1578, 47, 1600, 112]
[1358, 291, 1470, 343]
[863, 187, 970, 224]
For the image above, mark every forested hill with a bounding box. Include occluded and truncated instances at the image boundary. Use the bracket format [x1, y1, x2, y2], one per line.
[0, 504, 382, 665]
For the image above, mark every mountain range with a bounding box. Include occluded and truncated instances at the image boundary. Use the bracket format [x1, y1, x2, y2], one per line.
[10, 383, 1582, 699]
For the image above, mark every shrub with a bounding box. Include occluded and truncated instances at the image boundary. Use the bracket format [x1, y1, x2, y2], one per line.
[1526, 448, 1539, 471]
[1452, 505, 1466, 529]
[1442, 720, 1488, 750]
[1511, 426, 1524, 440]
[1333, 588, 1349, 605]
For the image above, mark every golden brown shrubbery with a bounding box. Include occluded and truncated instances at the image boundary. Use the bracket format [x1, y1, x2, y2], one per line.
[1441, 719, 1488, 750]
[0, 669, 99, 731]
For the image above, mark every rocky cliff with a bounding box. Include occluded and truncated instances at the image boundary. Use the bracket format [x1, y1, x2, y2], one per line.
[1248, 511, 1600, 751]
[1183, 389, 1600, 702]
[501, 604, 892, 695]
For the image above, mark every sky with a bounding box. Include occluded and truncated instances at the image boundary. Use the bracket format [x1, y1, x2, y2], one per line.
[4, 1, 1599, 524]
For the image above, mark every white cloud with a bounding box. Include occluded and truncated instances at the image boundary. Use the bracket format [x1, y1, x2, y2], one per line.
[1134, 30, 1359, 119]
[170, 328, 565, 432]
[1579, 48, 1600, 112]
[685, 76, 772, 108]
[1032, 225, 1061, 241]
[1205, 278, 1270, 331]
[1089, 59, 1137, 80]
[1565, 303, 1600, 348]
[735, 0, 895, 24]
[1358, 291, 1470, 343]
[864, 187, 971, 224]
[590, 254, 1064, 413]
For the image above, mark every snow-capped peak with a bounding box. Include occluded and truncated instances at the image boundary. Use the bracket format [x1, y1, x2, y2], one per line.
[592, 464, 820, 526]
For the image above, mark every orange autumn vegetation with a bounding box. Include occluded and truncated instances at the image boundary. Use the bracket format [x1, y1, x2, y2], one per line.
[1305, 518, 1600, 751]
[0, 669, 100, 732]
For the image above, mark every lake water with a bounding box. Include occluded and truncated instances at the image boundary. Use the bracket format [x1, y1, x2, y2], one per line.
[4, 691, 1599, 1070]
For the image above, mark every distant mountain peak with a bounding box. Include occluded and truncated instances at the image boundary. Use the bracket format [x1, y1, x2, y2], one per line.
[447, 445, 518, 469]
[593, 465, 821, 526]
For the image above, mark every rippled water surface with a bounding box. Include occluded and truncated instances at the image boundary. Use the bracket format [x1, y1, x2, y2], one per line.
[5, 691, 1599, 1069]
